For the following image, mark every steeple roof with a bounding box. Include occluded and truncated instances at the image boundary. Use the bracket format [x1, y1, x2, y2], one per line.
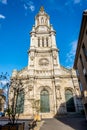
[35, 6, 49, 18]
[40, 6, 44, 12]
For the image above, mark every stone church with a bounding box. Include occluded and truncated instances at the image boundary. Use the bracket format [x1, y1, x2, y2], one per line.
[9, 7, 82, 119]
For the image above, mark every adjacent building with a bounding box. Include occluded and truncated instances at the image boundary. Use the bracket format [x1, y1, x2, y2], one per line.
[0, 89, 5, 112]
[9, 7, 82, 119]
[74, 10, 87, 120]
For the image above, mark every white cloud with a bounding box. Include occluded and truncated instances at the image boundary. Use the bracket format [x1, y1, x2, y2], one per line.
[0, 0, 7, 4]
[29, 5, 35, 12]
[0, 14, 5, 19]
[74, 0, 81, 4]
[24, 1, 35, 12]
[24, 4, 28, 10]
[65, 0, 81, 6]
[66, 40, 77, 66]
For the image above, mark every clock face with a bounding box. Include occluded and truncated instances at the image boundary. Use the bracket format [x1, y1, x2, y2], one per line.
[39, 58, 49, 66]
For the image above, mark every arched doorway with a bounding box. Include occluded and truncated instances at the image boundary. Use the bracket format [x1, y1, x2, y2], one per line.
[65, 89, 75, 112]
[40, 89, 50, 112]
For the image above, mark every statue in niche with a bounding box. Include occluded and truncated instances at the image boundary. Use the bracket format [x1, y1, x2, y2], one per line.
[56, 86, 61, 99]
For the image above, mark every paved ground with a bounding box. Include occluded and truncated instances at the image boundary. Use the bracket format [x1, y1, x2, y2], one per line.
[0, 115, 87, 130]
[40, 116, 87, 130]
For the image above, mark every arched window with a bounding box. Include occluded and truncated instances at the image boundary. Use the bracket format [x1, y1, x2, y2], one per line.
[38, 37, 40, 47]
[65, 89, 75, 112]
[42, 37, 44, 47]
[45, 18, 47, 24]
[37, 18, 39, 25]
[40, 89, 50, 112]
[41, 17, 44, 24]
[46, 37, 48, 47]
[16, 90, 24, 114]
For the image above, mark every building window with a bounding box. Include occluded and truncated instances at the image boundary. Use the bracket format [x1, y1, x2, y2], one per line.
[86, 29, 87, 35]
[65, 89, 75, 112]
[82, 43, 87, 61]
[85, 75, 87, 84]
[37, 18, 39, 26]
[46, 37, 48, 47]
[42, 37, 44, 47]
[38, 37, 40, 47]
[41, 17, 44, 24]
[40, 89, 50, 112]
[80, 55, 87, 80]
[76, 69, 79, 76]
[80, 55, 84, 68]
[79, 81, 83, 91]
[16, 90, 24, 114]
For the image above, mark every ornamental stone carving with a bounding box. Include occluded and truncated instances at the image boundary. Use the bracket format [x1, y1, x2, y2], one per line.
[39, 58, 49, 66]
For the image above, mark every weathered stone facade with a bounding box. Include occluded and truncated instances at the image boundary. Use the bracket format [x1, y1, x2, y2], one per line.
[9, 7, 83, 119]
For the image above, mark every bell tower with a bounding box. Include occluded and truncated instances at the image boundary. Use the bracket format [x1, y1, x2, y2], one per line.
[28, 6, 60, 68]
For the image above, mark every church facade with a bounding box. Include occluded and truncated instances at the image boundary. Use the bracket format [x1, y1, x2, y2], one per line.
[9, 7, 83, 119]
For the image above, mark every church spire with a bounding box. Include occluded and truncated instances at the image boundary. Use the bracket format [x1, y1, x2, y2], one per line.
[35, 6, 50, 28]
[40, 6, 44, 12]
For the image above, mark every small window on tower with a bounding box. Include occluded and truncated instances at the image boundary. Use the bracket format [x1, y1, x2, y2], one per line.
[46, 37, 48, 47]
[41, 17, 44, 24]
[38, 37, 40, 47]
[45, 18, 47, 24]
[42, 37, 44, 47]
[37, 18, 39, 25]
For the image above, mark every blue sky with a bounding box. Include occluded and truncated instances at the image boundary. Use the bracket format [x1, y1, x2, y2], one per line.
[0, 0, 87, 76]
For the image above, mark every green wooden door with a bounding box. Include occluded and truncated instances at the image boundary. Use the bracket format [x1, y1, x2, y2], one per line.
[65, 90, 75, 112]
[40, 89, 50, 112]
